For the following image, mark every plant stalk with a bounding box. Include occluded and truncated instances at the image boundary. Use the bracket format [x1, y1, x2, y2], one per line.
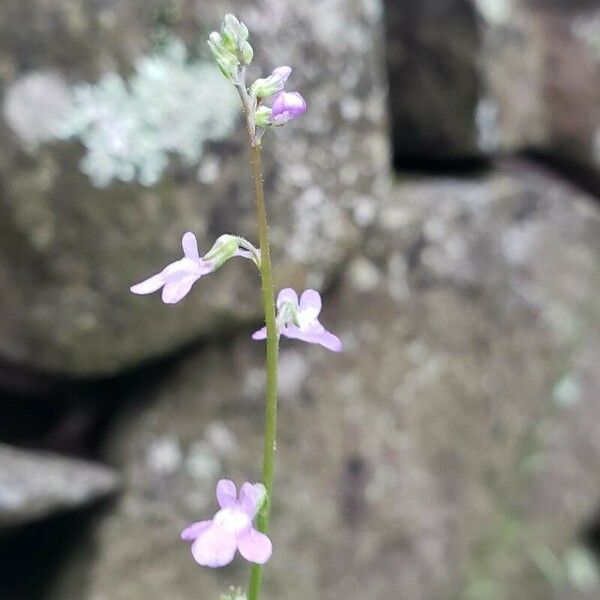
[245, 134, 279, 600]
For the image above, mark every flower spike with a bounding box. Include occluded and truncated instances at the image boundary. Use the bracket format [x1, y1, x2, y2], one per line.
[253, 288, 342, 351]
[181, 479, 272, 568]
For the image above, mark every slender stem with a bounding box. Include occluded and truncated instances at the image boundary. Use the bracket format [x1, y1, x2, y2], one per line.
[245, 130, 279, 600]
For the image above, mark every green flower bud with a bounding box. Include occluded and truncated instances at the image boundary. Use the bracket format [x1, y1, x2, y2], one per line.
[223, 14, 249, 43]
[250, 66, 292, 99]
[219, 587, 246, 600]
[255, 106, 272, 128]
[240, 40, 254, 65]
[207, 32, 238, 78]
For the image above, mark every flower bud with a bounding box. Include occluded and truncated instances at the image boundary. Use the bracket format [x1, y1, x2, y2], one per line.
[208, 15, 253, 77]
[270, 91, 307, 124]
[240, 40, 254, 65]
[207, 32, 238, 78]
[250, 66, 292, 99]
[255, 106, 272, 128]
[220, 587, 246, 600]
[222, 14, 249, 43]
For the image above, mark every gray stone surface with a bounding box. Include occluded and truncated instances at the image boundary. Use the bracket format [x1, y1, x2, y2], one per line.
[0, 444, 119, 529]
[384, 0, 546, 161]
[385, 0, 600, 179]
[48, 164, 600, 600]
[0, 0, 388, 378]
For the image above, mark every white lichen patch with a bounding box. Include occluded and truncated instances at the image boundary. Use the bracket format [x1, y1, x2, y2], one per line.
[57, 38, 239, 187]
[3, 71, 72, 150]
[475, 0, 513, 27]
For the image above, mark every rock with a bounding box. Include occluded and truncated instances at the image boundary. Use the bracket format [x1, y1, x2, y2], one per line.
[49, 163, 600, 600]
[0, 444, 119, 529]
[384, 0, 546, 162]
[385, 0, 600, 183]
[0, 0, 388, 378]
[531, 4, 600, 187]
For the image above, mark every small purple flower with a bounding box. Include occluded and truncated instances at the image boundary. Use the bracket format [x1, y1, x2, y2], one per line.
[270, 91, 307, 124]
[130, 232, 214, 304]
[181, 480, 272, 568]
[131, 232, 256, 304]
[253, 288, 342, 352]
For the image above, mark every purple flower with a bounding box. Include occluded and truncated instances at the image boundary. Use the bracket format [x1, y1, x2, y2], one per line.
[130, 232, 214, 304]
[181, 480, 272, 568]
[131, 232, 257, 304]
[270, 91, 307, 124]
[253, 288, 342, 352]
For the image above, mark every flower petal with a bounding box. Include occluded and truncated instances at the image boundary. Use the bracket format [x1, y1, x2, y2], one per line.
[191, 524, 238, 568]
[282, 323, 342, 352]
[299, 289, 322, 320]
[182, 232, 200, 261]
[181, 520, 212, 542]
[216, 479, 237, 509]
[239, 483, 263, 518]
[251, 326, 267, 340]
[130, 272, 165, 295]
[276, 288, 299, 309]
[161, 274, 200, 304]
[237, 528, 273, 564]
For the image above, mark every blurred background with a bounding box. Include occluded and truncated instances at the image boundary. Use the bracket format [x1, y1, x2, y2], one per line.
[0, 0, 600, 599]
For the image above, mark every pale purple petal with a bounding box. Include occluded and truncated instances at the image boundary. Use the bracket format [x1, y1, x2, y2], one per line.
[181, 520, 212, 542]
[237, 528, 273, 564]
[239, 483, 263, 518]
[130, 272, 166, 295]
[272, 66, 292, 82]
[271, 92, 307, 124]
[276, 288, 299, 309]
[191, 524, 238, 568]
[216, 479, 237, 509]
[252, 326, 267, 340]
[182, 231, 200, 261]
[282, 323, 342, 352]
[161, 274, 200, 304]
[299, 289, 322, 320]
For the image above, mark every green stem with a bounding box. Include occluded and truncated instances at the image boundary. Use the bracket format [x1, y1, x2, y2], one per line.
[246, 140, 279, 600]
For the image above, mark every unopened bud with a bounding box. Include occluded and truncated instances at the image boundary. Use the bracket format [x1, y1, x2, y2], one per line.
[255, 106, 272, 128]
[271, 91, 307, 125]
[223, 14, 249, 43]
[207, 32, 238, 78]
[240, 40, 254, 65]
[250, 66, 292, 99]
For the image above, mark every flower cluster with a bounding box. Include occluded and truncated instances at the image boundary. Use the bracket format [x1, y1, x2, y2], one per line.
[207, 14, 306, 144]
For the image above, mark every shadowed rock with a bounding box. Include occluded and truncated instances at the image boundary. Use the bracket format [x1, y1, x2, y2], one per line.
[0, 444, 119, 529]
[48, 164, 600, 600]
